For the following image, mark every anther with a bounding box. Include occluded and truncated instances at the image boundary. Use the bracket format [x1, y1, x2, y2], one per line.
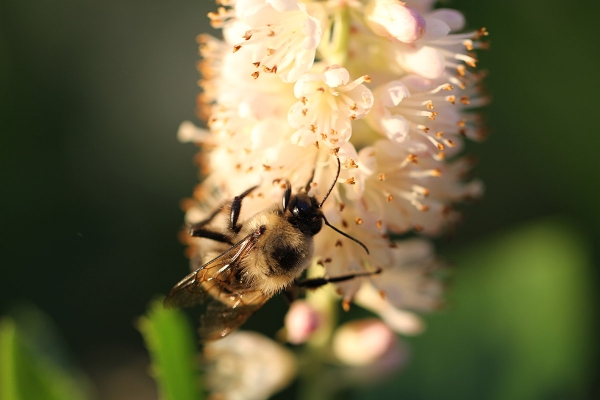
[342, 299, 351, 312]
[355, 217, 363, 225]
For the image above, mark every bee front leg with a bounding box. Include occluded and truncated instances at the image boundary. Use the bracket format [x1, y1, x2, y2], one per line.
[188, 206, 232, 244]
[295, 268, 383, 289]
[230, 185, 258, 233]
[189, 227, 231, 244]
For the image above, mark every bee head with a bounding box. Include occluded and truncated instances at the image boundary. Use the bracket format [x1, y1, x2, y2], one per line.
[279, 155, 370, 255]
[284, 192, 323, 236]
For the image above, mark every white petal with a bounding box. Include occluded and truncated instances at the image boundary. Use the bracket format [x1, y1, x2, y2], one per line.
[397, 45, 445, 79]
[421, 16, 451, 41]
[177, 121, 209, 143]
[381, 115, 410, 142]
[267, 0, 301, 12]
[323, 66, 350, 88]
[427, 8, 465, 31]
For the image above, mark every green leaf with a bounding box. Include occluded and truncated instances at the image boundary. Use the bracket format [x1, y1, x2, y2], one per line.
[0, 317, 90, 400]
[138, 299, 202, 400]
[359, 218, 595, 400]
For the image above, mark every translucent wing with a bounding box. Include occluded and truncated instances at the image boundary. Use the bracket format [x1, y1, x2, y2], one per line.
[198, 289, 269, 341]
[164, 231, 270, 341]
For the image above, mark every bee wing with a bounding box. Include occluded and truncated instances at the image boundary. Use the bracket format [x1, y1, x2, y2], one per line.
[199, 289, 269, 341]
[164, 231, 270, 340]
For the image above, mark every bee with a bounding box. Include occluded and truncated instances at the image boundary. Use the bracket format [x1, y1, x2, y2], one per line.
[165, 156, 380, 341]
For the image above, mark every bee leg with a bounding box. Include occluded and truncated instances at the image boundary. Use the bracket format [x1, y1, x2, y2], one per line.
[282, 180, 292, 212]
[230, 185, 258, 233]
[188, 205, 223, 234]
[295, 268, 383, 289]
[189, 227, 232, 244]
[187, 207, 232, 243]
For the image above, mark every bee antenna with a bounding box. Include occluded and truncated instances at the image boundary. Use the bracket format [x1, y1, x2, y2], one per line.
[318, 155, 341, 209]
[322, 215, 370, 255]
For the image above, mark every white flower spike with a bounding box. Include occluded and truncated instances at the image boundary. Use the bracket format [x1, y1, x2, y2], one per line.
[176, 0, 489, 396]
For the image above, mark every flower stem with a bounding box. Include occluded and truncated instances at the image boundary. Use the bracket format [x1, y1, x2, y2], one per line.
[328, 5, 351, 65]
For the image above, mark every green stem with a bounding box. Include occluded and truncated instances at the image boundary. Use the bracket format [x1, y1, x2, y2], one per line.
[298, 280, 339, 400]
[327, 6, 351, 65]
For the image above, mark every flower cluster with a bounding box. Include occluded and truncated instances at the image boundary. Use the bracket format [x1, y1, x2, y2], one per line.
[181, 0, 487, 397]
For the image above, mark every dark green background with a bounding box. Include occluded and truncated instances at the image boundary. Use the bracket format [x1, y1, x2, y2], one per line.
[1, 0, 598, 398]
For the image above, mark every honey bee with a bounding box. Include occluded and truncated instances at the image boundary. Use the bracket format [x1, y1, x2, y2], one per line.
[165, 156, 380, 341]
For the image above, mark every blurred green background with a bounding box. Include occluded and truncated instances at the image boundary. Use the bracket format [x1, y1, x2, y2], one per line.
[1, 0, 598, 399]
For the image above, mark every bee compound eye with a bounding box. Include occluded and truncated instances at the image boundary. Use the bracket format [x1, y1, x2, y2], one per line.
[292, 194, 313, 216]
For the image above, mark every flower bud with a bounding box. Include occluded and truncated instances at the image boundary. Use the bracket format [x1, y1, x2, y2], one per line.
[332, 318, 397, 366]
[365, 0, 426, 43]
[284, 300, 322, 344]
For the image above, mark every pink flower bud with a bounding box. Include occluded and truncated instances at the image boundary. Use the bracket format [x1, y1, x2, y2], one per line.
[332, 319, 398, 366]
[284, 300, 322, 344]
[365, 0, 426, 43]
